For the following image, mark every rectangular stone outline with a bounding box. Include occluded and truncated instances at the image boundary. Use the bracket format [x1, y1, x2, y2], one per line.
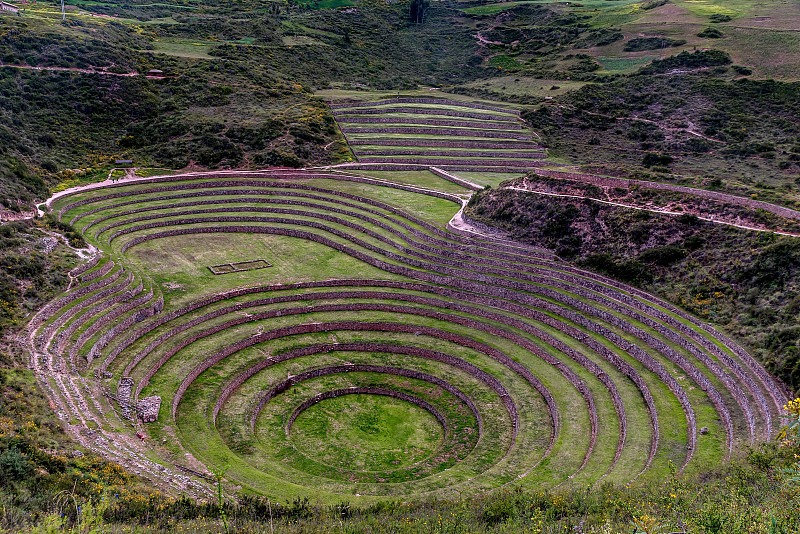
[208, 259, 272, 275]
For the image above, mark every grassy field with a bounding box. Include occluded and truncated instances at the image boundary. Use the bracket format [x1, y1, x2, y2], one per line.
[580, 0, 800, 79]
[289, 393, 446, 472]
[125, 232, 403, 306]
[456, 77, 591, 100]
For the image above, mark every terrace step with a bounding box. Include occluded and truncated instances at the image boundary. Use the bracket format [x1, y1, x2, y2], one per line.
[335, 116, 524, 130]
[333, 106, 518, 121]
[329, 97, 520, 115]
[347, 138, 543, 149]
[355, 149, 547, 158]
[357, 157, 546, 167]
[340, 127, 532, 140]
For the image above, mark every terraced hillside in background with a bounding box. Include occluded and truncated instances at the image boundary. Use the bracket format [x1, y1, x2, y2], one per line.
[331, 98, 551, 179]
[26, 166, 788, 503]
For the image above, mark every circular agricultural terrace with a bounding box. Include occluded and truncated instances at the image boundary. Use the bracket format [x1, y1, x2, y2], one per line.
[32, 166, 788, 502]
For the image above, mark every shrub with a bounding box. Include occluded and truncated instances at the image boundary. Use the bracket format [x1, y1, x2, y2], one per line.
[740, 239, 800, 288]
[676, 213, 701, 226]
[684, 234, 705, 250]
[637, 50, 732, 74]
[624, 37, 686, 52]
[0, 447, 32, 481]
[698, 27, 723, 39]
[638, 245, 687, 266]
[579, 253, 653, 284]
[482, 494, 518, 525]
[642, 153, 673, 167]
[709, 14, 732, 23]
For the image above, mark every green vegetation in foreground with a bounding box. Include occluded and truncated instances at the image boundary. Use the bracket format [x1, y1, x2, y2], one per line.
[0, 421, 798, 532]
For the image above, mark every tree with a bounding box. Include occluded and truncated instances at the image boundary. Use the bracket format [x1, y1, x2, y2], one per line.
[410, 0, 429, 23]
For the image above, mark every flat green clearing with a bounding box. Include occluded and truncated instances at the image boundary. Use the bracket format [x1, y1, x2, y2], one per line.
[289, 393, 445, 472]
[458, 77, 590, 98]
[588, 0, 800, 79]
[345, 133, 527, 143]
[460, 0, 641, 18]
[125, 232, 404, 307]
[336, 112, 520, 124]
[449, 171, 525, 188]
[319, 90, 524, 112]
[488, 54, 523, 70]
[343, 170, 472, 194]
[354, 145, 544, 154]
[342, 123, 522, 133]
[294, 0, 354, 9]
[282, 35, 329, 46]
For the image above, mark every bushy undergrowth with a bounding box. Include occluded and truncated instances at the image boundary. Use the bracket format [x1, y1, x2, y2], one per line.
[523, 73, 800, 200]
[1, 439, 798, 533]
[0, 222, 74, 338]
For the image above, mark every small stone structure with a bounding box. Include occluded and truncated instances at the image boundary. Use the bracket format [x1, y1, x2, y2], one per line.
[137, 396, 161, 423]
[0, 1, 20, 13]
[40, 237, 59, 254]
[208, 259, 271, 275]
[117, 377, 135, 419]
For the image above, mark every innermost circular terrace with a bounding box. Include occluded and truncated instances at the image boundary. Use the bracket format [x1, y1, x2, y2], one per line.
[288, 390, 446, 473]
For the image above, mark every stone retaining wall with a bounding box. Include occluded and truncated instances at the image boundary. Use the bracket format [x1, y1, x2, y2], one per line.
[340, 126, 530, 140]
[429, 168, 483, 191]
[53, 270, 135, 354]
[336, 116, 523, 130]
[348, 138, 541, 149]
[87, 291, 162, 364]
[40, 268, 126, 351]
[165, 319, 557, 445]
[96, 276, 666, 469]
[333, 107, 517, 121]
[78, 258, 115, 283]
[67, 176, 776, 448]
[71, 280, 144, 365]
[213, 341, 512, 434]
[250, 364, 481, 441]
[357, 149, 546, 158]
[62, 177, 544, 258]
[69, 254, 100, 278]
[31, 262, 119, 334]
[328, 98, 520, 115]
[124, 225, 694, 463]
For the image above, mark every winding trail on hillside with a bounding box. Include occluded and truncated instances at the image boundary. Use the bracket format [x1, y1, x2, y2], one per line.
[0, 62, 139, 76]
[505, 186, 800, 237]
